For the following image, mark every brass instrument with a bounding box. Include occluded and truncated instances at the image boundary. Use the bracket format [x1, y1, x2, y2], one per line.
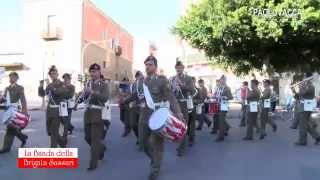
[290, 74, 318, 88]
[74, 80, 92, 110]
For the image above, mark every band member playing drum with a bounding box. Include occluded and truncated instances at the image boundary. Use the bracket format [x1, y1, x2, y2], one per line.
[188, 77, 201, 146]
[120, 71, 144, 149]
[83, 63, 109, 170]
[169, 60, 195, 156]
[243, 79, 261, 140]
[211, 79, 221, 134]
[119, 77, 131, 137]
[0, 72, 28, 154]
[215, 75, 233, 142]
[196, 79, 211, 130]
[44, 66, 68, 148]
[259, 79, 277, 140]
[141, 56, 183, 180]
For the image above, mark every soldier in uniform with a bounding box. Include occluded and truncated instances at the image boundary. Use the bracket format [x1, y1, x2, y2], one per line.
[62, 73, 75, 138]
[170, 61, 195, 156]
[259, 79, 277, 140]
[0, 72, 28, 153]
[44, 66, 67, 148]
[140, 55, 183, 180]
[196, 79, 211, 130]
[211, 79, 221, 134]
[239, 81, 249, 127]
[290, 76, 304, 129]
[293, 72, 320, 146]
[243, 79, 261, 140]
[188, 77, 201, 146]
[215, 75, 233, 142]
[119, 77, 131, 137]
[120, 71, 144, 147]
[83, 63, 109, 170]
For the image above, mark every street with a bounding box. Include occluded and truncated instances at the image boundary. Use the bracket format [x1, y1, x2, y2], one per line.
[1, 106, 320, 180]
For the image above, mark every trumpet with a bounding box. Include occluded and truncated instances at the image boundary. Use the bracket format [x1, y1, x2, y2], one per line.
[290, 74, 318, 88]
[74, 80, 92, 110]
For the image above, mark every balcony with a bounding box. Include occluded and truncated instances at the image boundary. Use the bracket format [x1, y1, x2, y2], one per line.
[42, 27, 63, 41]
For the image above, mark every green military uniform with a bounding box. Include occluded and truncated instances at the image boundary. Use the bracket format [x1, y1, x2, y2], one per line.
[216, 86, 233, 140]
[139, 74, 181, 178]
[170, 74, 194, 155]
[290, 97, 300, 129]
[84, 79, 109, 168]
[188, 87, 201, 146]
[119, 82, 131, 137]
[123, 79, 144, 145]
[291, 92, 317, 129]
[244, 88, 261, 139]
[45, 79, 68, 148]
[295, 82, 320, 145]
[196, 86, 211, 129]
[0, 84, 28, 152]
[260, 87, 277, 139]
[62, 84, 75, 141]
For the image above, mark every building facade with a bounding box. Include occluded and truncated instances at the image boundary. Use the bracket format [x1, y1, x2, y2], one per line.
[10, 0, 134, 106]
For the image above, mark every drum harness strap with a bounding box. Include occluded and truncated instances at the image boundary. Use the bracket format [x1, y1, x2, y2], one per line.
[87, 80, 105, 110]
[142, 78, 170, 111]
[4, 87, 20, 108]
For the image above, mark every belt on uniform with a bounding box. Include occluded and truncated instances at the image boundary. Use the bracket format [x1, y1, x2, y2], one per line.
[87, 104, 104, 110]
[138, 102, 146, 108]
[154, 101, 170, 108]
[49, 104, 59, 108]
[6, 103, 19, 107]
[178, 99, 187, 102]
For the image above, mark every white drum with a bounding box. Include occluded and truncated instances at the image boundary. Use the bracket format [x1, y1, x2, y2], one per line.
[148, 108, 187, 142]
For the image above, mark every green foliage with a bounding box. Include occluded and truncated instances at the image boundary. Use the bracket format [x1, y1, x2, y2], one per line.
[173, 0, 320, 75]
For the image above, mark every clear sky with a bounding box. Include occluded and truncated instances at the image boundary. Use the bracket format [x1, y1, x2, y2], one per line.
[0, 0, 185, 75]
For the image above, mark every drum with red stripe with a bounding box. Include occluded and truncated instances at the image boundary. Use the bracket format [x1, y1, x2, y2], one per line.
[9, 111, 31, 129]
[148, 108, 187, 142]
[208, 98, 219, 114]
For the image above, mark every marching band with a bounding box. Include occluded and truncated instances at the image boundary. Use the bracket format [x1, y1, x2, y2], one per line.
[0, 57, 320, 180]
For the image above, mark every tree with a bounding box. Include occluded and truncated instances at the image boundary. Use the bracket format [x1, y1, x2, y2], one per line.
[173, 0, 320, 75]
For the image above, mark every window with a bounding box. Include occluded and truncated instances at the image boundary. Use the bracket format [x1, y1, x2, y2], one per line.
[111, 38, 115, 49]
[102, 30, 108, 41]
[103, 61, 106, 68]
[47, 15, 57, 33]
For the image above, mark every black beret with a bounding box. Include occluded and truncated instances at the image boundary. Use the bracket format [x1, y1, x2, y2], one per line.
[135, 71, 142, 78]
[306, 72, 313, 78]
[9, 71, 19, 78]
[251, 79, 259, 85]
[144, 56, 158, 67]
[62, 73, 71, 79]
[175, 61, 184, 67]
[89, 63, 101, 71]
[198, 79, 204, 83]
[48, 65, 58, 74]
[263, 79, 271, 84]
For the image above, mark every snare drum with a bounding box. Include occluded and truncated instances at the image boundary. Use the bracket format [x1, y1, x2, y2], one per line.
[9, 111, 31, 129]
[208, 99, 219, 114]
[148, 108, 187, 142]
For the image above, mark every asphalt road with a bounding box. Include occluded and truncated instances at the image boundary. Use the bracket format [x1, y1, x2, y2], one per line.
[0, 106, 320, 180]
